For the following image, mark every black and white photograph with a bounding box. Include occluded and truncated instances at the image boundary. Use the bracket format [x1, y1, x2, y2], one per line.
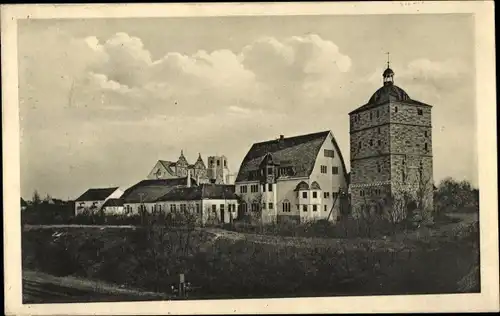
[2, 2, 498, 315]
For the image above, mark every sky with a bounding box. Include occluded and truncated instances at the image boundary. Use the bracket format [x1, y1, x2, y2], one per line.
[18, 14, 477, 200]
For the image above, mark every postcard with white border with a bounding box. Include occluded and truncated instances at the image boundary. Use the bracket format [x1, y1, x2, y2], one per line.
[2, 2, 498, 315]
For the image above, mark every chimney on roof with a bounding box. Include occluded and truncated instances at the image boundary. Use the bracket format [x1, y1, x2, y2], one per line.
[279, 135, 284, 141]
[187, 170, 191, 188]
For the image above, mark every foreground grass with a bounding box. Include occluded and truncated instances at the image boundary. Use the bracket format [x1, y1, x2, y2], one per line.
[21, 212, 479, 299]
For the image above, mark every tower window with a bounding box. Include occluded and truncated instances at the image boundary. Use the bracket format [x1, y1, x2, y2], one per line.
[369, 139, 373, 146]
[377, 140, 381, 146]
[268, 183, 273, 192]
[417, 109, 423, 115]
[395, 106, 398, 113]
[217, 160, 220, 166]
[224, 160, 227, 167]
[378, 127, 381, 134]
[376, 110, 379, 118]
[424, 143, 428, 151]
[378, 165, 381, 173]
[360, 190, 365, 197]
[424, 131, 428, 137]
[370, 112, 373, 120]
[359, 141, 362, 148]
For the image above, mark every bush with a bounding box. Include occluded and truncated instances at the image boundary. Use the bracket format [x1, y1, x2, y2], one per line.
[434, 178, 479, 213]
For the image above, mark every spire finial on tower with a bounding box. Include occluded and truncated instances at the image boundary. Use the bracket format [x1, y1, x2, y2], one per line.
[386, 52, 390, 69]
[382, 52, 394, 86]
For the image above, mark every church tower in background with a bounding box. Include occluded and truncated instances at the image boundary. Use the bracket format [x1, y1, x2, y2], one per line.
[348, 56, 434, 218]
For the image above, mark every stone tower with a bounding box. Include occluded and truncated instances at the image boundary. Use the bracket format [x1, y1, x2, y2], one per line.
[348, 61, 433, 218]
[207, 155, 231, 184]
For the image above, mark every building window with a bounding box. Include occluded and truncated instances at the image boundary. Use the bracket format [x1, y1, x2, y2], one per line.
[217, 160, 220, 166]
[378, 127, 381, 134]
[417, 109, 423, 115]
[196, 203, 200, 214]
[320, 165, 327, 173]
[302, 192, 307, 199]
[220, 204, 225, 213]
[424, 131, 428, 137]
[239, 185, 247, 193]
[250, 184, 259, 193]
[241, 202, 247, 213]
[313, 205, 318, 212]
[180, 204, 187, 212]
[283, 201, 291, 212]
[324, 205, 328, 212]
[332, 166, 339, 174]
[378, 140, 381, 146]
[378, 164, 381, 173]
[171, 204, 177, 212]
[424, 143, 428, 151]
[324, 149, 335, 158]
[267, 167, 273, 175]
[395, 106, 398, 113]
[302, 205, 308, 212]
[402, 170, 406, 183]
[376, 110, 379, 118]
[268, 203, 274, 210]
[324, 192, 330, 198]
[262, 184, 266, 192]
[332, 192, 338, 199]
[211, 204, 217, 213]
[224, 160, 227, 168]
[369, 139, 373, 146]
[370, 112, 373, 120]
[268, 183, 273, 192]
[313, 191, 317, 198]
[360, 190, 365, 197]
[359, 141, 362, 148]
[251, 203, 259, 212]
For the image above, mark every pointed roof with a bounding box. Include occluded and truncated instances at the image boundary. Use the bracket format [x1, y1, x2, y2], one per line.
[236, 131, 342, 182]
[194, 153, 206, 169]
[177, 149, 189, 165]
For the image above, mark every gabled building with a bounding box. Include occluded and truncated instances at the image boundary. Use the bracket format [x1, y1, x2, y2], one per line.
[156, 183, 239, 225]
[121, 176, 198, 215]
[235, 131, 349, 224]
[74, 187, 123, 215]
[348, 64, 433, 218]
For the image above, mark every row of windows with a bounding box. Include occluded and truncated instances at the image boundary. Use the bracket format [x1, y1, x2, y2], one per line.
[320, 165, 339, 174]
[359, 188, 383, 197]
[128, 203, 239, 215]
[353, 107, 424, 123]
[299, 191, 339, 199]
[240, 183, 274, 194]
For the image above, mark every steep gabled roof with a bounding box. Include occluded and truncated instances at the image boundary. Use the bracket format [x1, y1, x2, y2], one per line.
[236, 131, 330, 182]
[75, 187, 119, 202]
[157, 184, 237, 202]
[121, 177, 197, 203]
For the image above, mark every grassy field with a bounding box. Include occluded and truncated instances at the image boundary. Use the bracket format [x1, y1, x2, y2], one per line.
[22, 211, 479, 300]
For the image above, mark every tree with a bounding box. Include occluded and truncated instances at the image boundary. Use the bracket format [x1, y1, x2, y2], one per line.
[32, 190, 41, 206]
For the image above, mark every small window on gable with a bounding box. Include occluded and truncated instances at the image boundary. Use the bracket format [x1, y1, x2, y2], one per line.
[332, 166, 339, 175]
[395, 106, 398, 113]
[417, 109, 423, 115]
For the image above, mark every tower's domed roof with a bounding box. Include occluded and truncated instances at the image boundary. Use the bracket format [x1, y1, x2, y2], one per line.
[368, 84, 410, 104]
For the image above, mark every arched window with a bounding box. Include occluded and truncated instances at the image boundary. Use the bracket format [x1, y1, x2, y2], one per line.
[282, 200, 291, 213]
